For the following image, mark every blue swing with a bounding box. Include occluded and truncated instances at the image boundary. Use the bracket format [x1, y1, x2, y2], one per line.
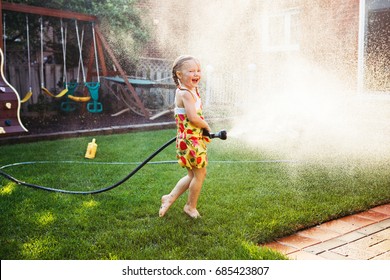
[58, 19, 78, 112]
[60, 82, 78, 112]
[86, 81, 102, 113]
[86, 23, 102, 113]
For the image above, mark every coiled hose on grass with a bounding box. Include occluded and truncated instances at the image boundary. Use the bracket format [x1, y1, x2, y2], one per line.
[0, 130, 228, 195]
[0, 137, 176, 195]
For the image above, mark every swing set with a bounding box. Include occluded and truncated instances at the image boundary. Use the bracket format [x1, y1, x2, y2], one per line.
[60, 19, 103, 113]
[0, 1, 167, 137]
[1, 2, 107, 114]
[1, 2, 150, 114]
[39, 14, 102, 113]
[39, 18, 68, 99]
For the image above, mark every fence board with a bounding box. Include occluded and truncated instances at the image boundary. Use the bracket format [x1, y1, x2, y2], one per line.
[8, 64, 79, 105]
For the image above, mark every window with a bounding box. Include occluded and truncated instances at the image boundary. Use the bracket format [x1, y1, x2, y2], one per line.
[262, 8, 300, 52]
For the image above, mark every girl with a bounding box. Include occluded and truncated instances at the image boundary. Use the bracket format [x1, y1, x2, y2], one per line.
[159, 55, 212, 218]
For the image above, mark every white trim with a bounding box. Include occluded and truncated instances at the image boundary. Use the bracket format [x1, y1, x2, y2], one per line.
[357, 0, 366, 94]
[174, 107, 186, 115]
[261, 8, 300, 52]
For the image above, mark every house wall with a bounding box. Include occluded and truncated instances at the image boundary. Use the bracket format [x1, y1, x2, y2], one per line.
[140, 0, 361, 97]
[256, 0, 360, 93]
[364, 0, 390, 91]
[299, 0, 360, 89]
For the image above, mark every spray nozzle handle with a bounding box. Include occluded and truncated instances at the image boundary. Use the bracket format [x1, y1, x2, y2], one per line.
[203, 129, 227, 140]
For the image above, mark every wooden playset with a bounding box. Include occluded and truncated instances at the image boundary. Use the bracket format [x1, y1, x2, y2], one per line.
[0, 1, 170, 138]
[0, 47, 27, 135]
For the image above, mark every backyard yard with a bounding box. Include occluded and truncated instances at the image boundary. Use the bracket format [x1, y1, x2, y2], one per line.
[1, 0, 389, 265]
[1, 128, 389, 260]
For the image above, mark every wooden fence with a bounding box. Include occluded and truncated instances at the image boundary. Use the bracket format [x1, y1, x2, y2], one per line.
[6, 55, 257, 117]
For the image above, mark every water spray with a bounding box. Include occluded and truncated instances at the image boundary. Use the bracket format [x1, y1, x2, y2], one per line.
[0, 130, 227, 195]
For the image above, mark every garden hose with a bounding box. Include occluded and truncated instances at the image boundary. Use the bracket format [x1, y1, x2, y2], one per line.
[0, 130, 227, 195]
[0, 137, 176, 195]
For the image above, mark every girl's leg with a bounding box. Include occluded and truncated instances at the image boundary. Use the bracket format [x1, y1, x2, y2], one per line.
[183, 167, 207, 218]
[159, 169, 194, 217]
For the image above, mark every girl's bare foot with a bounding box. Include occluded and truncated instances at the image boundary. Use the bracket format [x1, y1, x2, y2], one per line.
[183, 204, 201, 218]
[159, 195, 173, 217]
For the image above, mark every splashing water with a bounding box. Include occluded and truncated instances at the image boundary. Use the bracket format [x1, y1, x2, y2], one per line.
[228, 56, 390, 161]
[144, 0, 390, 162]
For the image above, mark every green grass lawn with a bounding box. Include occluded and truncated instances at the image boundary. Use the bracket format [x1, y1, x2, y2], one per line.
[1, 129, 389, 260]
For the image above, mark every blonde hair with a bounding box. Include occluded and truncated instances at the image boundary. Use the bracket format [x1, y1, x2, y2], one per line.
[172, 55, 199, 87]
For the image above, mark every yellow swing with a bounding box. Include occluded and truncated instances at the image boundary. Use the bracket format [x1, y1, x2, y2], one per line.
[67, 20, 91, 103]
[2, 13, 32, 103]
[39, 17, 68, 98]
[21, 15, 33, 103]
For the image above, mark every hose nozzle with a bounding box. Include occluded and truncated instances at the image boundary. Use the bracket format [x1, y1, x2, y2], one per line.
[203, 129, 227, 140]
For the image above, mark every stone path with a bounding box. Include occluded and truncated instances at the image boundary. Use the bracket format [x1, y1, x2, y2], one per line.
[262, 204, 390, 260]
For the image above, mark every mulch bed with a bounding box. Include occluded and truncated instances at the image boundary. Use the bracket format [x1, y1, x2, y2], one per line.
[1, 110, 175, 145]
[22, 110, 173, 135]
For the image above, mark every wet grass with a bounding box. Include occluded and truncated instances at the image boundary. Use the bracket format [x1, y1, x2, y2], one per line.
[1, 129, 389, 259]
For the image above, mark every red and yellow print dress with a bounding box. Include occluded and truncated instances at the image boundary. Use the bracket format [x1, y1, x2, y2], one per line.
[174, 88, 211, 169]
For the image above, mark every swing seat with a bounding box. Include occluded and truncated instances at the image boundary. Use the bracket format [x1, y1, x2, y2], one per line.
[61, 99, 76, 111]
[85, 82, 100, 100]
[85, 82, 102, 113]
[57, 88, 68, 97]
[41, 87, 54, 97]
[66, 82, 79, 93]
[87, 100, 103, 113]
[68, 95, 91, 102]
[41, 87, 68, 98]
[60, 82, 80, 112]
[21, 90, 33, 103]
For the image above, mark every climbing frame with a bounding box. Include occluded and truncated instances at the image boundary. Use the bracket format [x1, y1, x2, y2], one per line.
[0, 49, 28, 136]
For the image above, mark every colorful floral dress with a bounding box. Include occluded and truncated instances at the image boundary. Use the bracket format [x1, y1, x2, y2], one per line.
[174, 88, 211, 169]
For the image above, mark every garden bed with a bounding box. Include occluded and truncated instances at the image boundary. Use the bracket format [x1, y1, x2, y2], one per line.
[0, 110, 175, 145]
[22, 110, 173, 135]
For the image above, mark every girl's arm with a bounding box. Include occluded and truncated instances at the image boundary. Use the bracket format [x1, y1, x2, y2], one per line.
[181, 91, 211, 132]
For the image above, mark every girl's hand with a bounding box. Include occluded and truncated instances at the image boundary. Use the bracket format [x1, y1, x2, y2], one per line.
[202, 127, 212, 138]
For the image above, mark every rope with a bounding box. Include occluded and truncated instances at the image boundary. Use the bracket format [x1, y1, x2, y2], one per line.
[66, 20, 91, 103]
[39, 17, 67, 98]
[21, 15, 33, 104]
[75, 20, 86, 83]
[91, 22, 100, 83]
[56, 19, 68, 98]
[3, 13, 6, 73]
[40, 17, 44, 89]
[26, 16, 31, 90]
[60, 19, 68, 89]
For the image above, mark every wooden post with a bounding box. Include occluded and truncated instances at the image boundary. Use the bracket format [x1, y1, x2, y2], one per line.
[94, 24, 149, 118]
[2, 2, 97, 22]
[96, 34, 107, 76]
[85, 40, 95, 84]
